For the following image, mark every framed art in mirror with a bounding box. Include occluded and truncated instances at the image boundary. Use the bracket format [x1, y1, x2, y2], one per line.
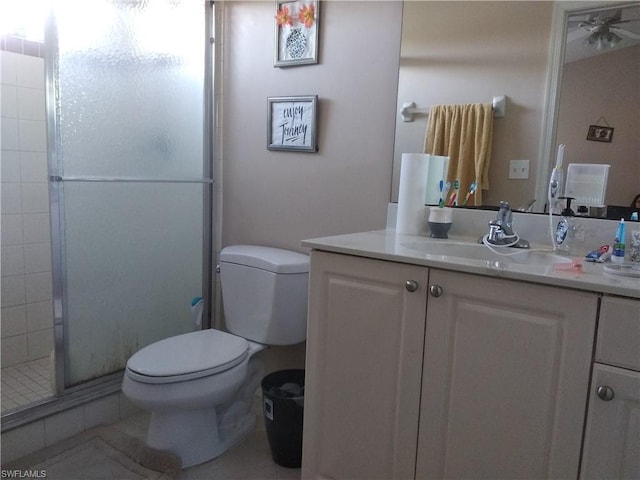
[267, 95, 318, 152]
[586, 125, 614, 143]
[274, 0, 319, 67]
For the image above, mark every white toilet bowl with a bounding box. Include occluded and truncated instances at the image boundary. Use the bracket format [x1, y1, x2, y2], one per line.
[122, 329, 266, 468]
[122, 245, 309, 468]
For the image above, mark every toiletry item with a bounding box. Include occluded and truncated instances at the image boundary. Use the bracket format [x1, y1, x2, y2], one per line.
[428, 207, 452, 238]
[462, 181, 477, 206]
[548, 144, 564, 214]
[438, 180, 444, 207]
[553, 257, 583, 274]
[397, 153, 430, 235]
[448, 180, 460, 207]
[585, 245, 611, 263]
[555, 197, 575, 252]
[611, 218, 626, 264]
[191, 296, 204, 330]
[629, 230, 640, 263]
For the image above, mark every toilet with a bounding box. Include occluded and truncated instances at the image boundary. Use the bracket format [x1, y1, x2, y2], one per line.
[121, 245, 309, 468]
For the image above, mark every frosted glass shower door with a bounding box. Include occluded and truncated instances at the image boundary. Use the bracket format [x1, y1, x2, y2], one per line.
[49, 0, 210, 387]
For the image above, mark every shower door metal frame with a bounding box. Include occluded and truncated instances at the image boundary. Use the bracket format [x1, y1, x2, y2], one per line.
[45, 0, 215, 397]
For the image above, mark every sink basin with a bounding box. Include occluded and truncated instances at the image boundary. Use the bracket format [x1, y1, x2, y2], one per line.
[401, 240, 571, 266]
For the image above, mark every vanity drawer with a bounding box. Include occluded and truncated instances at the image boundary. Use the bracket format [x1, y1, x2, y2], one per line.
[596, 296, 640, 371]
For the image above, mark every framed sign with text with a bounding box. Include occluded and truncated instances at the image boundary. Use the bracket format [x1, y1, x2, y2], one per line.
[267, 95, 318, 152]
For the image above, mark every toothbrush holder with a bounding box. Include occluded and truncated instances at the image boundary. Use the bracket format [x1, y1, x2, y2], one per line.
[428, 207, 453, 239]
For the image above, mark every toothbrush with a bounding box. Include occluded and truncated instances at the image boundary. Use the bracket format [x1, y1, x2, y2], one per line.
[438, 180, 444, 207]
[548, 144, 565, 212]
[448, 180, 460, 207]
[441, 182, 450, 208]
[462, 181, 477, 206]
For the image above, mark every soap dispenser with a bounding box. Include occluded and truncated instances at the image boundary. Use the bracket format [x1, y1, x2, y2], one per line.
[555, 196, 576, 252]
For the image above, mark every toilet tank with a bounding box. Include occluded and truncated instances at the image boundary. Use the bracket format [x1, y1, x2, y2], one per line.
[219, 245, 309, 345]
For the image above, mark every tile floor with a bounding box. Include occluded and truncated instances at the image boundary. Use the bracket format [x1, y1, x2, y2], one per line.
[1, 357, 53, 414]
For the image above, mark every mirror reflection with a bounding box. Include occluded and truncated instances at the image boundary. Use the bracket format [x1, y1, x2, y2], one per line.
[393, 1, 639, 220]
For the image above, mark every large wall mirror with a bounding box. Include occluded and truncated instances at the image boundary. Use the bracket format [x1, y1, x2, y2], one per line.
[393, 1, 639, 219]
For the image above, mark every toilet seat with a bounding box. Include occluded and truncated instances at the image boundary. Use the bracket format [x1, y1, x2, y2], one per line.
[125, 330, 249, 384]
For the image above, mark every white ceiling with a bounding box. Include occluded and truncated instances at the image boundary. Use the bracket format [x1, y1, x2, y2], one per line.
[565, 4, 640, 63]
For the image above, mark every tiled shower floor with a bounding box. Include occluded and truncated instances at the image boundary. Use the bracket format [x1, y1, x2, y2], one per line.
[1, 357, 53, 414]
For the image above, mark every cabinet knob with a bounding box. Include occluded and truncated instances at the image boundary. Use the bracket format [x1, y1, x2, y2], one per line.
[405, 280, 419, 292]
[429, 285, 443, 297]
[596, 385, 615, 401]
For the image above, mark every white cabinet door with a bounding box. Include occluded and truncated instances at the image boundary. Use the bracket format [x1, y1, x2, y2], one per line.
[417, 269, 597, 480]
[301, 251, 429, 480]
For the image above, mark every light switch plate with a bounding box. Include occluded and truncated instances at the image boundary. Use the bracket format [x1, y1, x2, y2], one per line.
[509, 159, 529, 179]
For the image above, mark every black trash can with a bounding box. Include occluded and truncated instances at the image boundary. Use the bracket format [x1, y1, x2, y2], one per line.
[261, 369, 305, 468]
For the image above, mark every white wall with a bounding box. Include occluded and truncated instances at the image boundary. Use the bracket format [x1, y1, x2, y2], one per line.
[557, 45, 640, 207]
[221, 1, 403, 253]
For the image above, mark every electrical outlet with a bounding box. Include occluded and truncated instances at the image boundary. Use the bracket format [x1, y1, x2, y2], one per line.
[509, 159, 529, 179]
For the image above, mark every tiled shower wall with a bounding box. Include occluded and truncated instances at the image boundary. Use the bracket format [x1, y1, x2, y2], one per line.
[1, 40, 54, 368]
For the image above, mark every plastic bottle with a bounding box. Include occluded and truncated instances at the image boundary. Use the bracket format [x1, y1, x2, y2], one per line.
[555, 197, 576, 252]
[611, 218, 626, 264]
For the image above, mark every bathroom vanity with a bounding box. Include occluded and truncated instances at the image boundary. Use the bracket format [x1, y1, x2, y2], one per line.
[300, 229, 639, 480]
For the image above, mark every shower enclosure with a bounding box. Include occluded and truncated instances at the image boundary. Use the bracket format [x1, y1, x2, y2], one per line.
[1, 0, 213, 419]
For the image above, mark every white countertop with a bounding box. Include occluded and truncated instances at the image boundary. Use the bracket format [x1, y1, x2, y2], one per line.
[302, 229, 640, 299]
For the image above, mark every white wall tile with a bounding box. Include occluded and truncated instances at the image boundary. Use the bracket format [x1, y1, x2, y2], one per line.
[24, 242, 51, 274]
[27, 300, 53, 332]
[2, 420, 45, 464]
[23, 213, 50, 243]
[43, 406, 85, 447]
[1, 84, 18, 118]
[1, 213, 24, 245]
[1, 245, 25, 276]
[28, 327, 53, 360]
[1, 305, 27, 338]
[21, 182, 49, 213]
[1, 182, 22, 213]
[17, 87, 45, 121]
[25, 272, 52, 303]
[84, 393, 120, 429]
[0, 419, 45, 464]
[1, 333, 28, 366]
[1, 51, 18, 86]
[1, 274, 25, 306]
[1, 150, 21, 182]
[18, 119, 46, 152]
[20, 151, 48, 182]
[16, 55, 44, 90]
[1, 117, 19, 150]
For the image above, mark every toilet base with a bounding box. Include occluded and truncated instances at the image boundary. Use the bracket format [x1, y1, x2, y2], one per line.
[142, 352, 266, 468]
[147, 407, 256, 468]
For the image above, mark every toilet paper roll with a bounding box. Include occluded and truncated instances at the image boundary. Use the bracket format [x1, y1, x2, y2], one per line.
[397, 153, 430, 235]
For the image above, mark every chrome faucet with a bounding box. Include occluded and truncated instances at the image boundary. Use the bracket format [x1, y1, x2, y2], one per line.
[479, 201, 530, 248]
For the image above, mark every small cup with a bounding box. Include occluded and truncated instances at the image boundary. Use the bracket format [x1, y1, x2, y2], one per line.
[428, 207, 453, 238]
[428, 221, 452, 238]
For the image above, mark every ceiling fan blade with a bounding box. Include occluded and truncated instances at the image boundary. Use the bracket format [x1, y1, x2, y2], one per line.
[567, 28, 588, 42]
[610, 26, 640, 39]
[609, 18, 640, 26]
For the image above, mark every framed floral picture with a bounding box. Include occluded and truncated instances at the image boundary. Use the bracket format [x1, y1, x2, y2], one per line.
[274, 0, 319, 67]
[267, 95, 318, 152]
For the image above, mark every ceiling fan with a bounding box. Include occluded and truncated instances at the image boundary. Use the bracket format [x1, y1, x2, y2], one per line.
[567, 8, 640, 50]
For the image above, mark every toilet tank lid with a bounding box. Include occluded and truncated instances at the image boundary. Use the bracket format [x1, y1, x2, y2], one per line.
[220, 245, 309, 274]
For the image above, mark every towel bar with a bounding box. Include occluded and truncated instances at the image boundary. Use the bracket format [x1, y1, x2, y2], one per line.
[400, 95, 506, 122]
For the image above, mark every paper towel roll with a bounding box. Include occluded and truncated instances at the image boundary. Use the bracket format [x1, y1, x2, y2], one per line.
[424, 155, 450, 205]
[397, 153, 430, 234]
